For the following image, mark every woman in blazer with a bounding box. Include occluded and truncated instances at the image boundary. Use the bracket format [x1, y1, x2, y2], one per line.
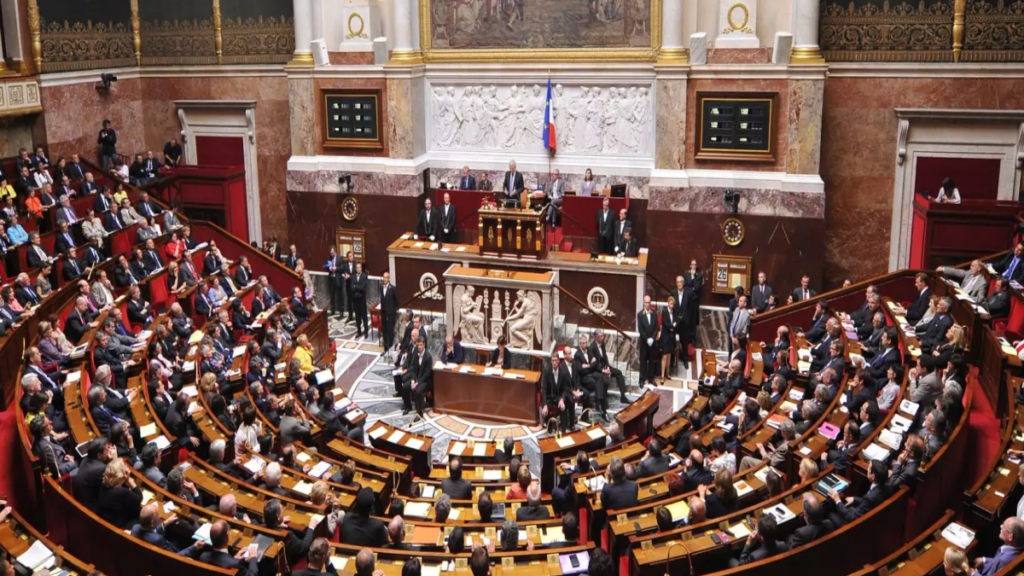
[488, 336, 513, 369]
[580, 168, 597, 196]
[659, 295, 680, 383]
[97, 459, 143, 529]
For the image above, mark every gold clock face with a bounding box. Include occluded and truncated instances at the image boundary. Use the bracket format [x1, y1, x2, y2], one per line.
[722, 217, 745, 246]
[341, 196, 359, 221]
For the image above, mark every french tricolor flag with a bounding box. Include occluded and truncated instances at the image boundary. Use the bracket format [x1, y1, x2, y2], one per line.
[543, 78, 556, 155]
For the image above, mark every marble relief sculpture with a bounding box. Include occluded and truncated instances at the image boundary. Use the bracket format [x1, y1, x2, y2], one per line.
[451, 285, 543, 348]
[454, 285, 487, 344]
[506, 290, 542, 348]
[429, 83, 652, 155]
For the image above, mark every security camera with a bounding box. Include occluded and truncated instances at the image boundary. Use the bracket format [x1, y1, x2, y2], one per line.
[96, 73, 118, 91]
[724, 189, 740, 214]
[338, 173, 352, 193]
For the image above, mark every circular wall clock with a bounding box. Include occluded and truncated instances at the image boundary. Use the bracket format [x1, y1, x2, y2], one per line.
[341, 196, 359, 221]
[722, 217, 745, 246]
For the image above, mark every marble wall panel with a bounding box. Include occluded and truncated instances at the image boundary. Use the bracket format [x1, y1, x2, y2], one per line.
[428, 167, 650, 200]
[648, 186, 824, 219]
[785, 79, 824, 176]
[387, 77, 414, 159]
[706, 47, 772, 64]
[685, 77, 789, 172]
[289, 77, 316, 157]
[39, 77, 146, 163]
[820, 76, 1024, 287]
[655, 78, 687, 170]
[0, 116, 37, 158]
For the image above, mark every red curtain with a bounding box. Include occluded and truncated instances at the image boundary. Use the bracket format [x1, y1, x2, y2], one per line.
[194, 136, 244, 167]
[914, 156, 1001, 200]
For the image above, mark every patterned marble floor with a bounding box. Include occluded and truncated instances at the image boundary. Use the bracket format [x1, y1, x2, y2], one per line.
[330, 307, 727, 475]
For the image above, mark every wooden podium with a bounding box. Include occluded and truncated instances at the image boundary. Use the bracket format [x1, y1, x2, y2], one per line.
[910, 196, 1021, 269]
[478, 206, 547, 259]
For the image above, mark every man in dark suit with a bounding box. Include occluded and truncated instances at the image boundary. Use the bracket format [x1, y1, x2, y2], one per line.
[791, 275, 817, 303]
[589, 330, 629, 400]
[920, 297, 953, 353]
[26, 232, 54, 270]
[414, 198, 439, 242]
[823, 421, 860, 474]
[73, 438, 116, 510]
[613, 208, 631, 255]
[141, 239, 163, 273]
[440, 192, 457, 244]
[992, 242, 1024, 285]
[379, 270, 398, 349]
[64, 296, 96, 344]
[79, 172, 99, 196]
[889, 435, 923, 493]
[976, 518, 1024, 576]
[136, 191, 162, 219]
[441, 457, 473, 499]
[103, 208, 125, 232]
[516, 484, 551, 521]
[681, 449, 714, 490]
[596, 197, 615, 254]
[457, 166, 477, 190]
[292, 537, 336, 576]
[987, 277, 1012, 319]
[735, 514, 787, 565]
[290, 287, 310, 324]
[787, 494, 833, 549]
[542, 355, 575, 432]
[502, 160, 525, 205]
[600, 456, 638, 511]
[903, 273, 931, 325]
[616, 228, 638, 257]
[750, 271, 774, 312]
[802, 301, 831, 343]
[636, 296, 657, 386]
[342, 253, 356, 322]
[441, 334, 464, 364]
[94, 187, 115, 213]
[234, 256, 254, 287]
[865, 328, 901, 381]
[341, 490, 389, 547]
[634, 439, 671, 478]
[324, 247, 344, 317]
[827, 459, 891, 526]
[180, 520, 258, 575]
[404, 338, 433, 416]
[352, 261, 369, 338]
[264, 498, 318, 562]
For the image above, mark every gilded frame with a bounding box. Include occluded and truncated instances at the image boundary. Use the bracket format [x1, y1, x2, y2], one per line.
[418, 0, 663, 62]
[322, 89, 385, 151]
[695, 92, 777, 163]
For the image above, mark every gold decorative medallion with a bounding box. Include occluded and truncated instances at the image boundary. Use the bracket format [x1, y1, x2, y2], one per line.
[347, 12, 367, 40]
[722, 217, 745, 246]
[725, 3, 752, 34]
[341, 196, 359, 221]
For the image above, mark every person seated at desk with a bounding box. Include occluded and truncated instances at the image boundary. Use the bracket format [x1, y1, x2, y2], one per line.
[414, 197, 439, 242]
[30, 414, 78, 476]
[341, 488, 389, 547]
[64, 296, 98, 344]
[920, 296, 954, 354]
[96, 458, 143, 529]
[826, 459, 890, 527]
[517, 483, 551, 521]
[488, 336, 512, 369]
[25, 231, 55, 270]
[180, 519, 259, 575]
[6, 214, 27, 245]
[441, 334, 464, 364]
[402, 337, 433, 417]
[987, 277, 1012, 318]
[937, 259, 987, 302]
[502, 160, 525, 206]
[544, 169, 565, 228]
[616, 227, 638, 257]
[992, 241, 1024, 284]
[600, 456, 638, 511]
[542, 354, 575, 432]
[635, 438, 672, 478]
[935, 177, 961, 204]
[457, 165, 476, 190]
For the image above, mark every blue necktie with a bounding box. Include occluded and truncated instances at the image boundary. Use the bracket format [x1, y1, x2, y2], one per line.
[1008, 257, 1019, 279]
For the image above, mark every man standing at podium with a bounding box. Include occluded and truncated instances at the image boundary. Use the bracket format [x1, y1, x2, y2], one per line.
[596, 197, 615, 254]
[415, 198, 438, 242]
[502, 160, 525, 206]
[458, 166, 476, 190]
[440, 192, 457, 244]
[544, 169, 564, 228]
[637, 295, 657, 387]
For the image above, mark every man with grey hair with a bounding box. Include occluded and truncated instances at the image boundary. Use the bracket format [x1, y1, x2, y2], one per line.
[259, 461, 287, 496]
[355, 548, 376, 576]
[920, 296, 954, 354]
[937, 259, 988, 303]
[19, 373, 42, 412]
[500, 519, 520, 551]
[740, 418, 795, 471]
[208, 439, 236, 476]
[434, 494, 452, 522]
[516, 482, 550, 521]
[87, 380, 126, 436]
[387, 516, 407, 548]
[219, 493, 250, 523]
[975, 518, 1024, 576]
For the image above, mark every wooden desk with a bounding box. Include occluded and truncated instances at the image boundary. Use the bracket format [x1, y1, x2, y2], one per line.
[615, 389, 659, 441]
[853, 510, 973, 576]
[366, 421, 434, 478]
[327, 542, 594, 576]
[445, 438, 524, 463]
[0, 508, 98, 575]
[478, 206, 547, 259]
[538, 424, 609, 493]
[433, 365, 542, 425]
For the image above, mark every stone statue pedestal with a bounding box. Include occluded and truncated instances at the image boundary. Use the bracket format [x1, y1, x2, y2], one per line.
[444, 266, 556, 355]
[338, 0, 382, 52]
[715, 0, 759, 49]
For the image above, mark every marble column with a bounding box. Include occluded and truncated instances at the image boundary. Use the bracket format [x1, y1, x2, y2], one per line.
[291, 0, 314, 65]
[658, 0, 687, 63]
[0, 21, 8, 73]
[790, 0, 824, 64]
[388, 0, 422, 64]
[310, 0, 324, 44]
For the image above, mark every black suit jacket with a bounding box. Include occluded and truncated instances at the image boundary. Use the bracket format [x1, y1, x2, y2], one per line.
[613, 219, 632, 249]
[291, 297, 310, 324]
[838, 483, 891, 521]
[380, 284, 398, 317]
[792, 287, 818, 302]
[458, 175, 477, 190]
[921, 313, 953, 350]
[596, 208, 615, 241]
[63, 257, 86, 281]
[600, 480, 639, 511]
[787, 521, 833, 549]
[26, 245, 51, 269]
[905, 287, 931, 325]
[501, 171, 525, 195]
[440, 203, 457, 233]
[987, 291, 1011, 318]
[617, 236, 638, 257]
[994, 252, 1024, 284]
[750, 283, 774, 312]
[340, 514, 388, 548]
[234, 265, 253, 287]
[416, 208, 439, 238]
[637, 309, 657, 345]
[489, 347, 512, 369]
[441, 477, 473, 500]
[64, 310, 92, 343]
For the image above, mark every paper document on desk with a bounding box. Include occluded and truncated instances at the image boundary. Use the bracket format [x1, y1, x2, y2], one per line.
[181, 359, 196, 372]
[450, 442, 467, 456]
[900, 399, 920, 416]
[763, 504, 796, 524]
[315, 369, 334, 385]
[890, 414, 913, 434]
[482, 469, 504, 480]
[243, 458, 265, 474]
[296, 451, 311, 463]
[192, 523, 214, 545]
[309, 461, 332, 478]
[727, 521, 752, 539]
[330, 557, 349, 571]
[734, 480, 753, 497]
[556, 436, 576, 448]
[665, 499, 690, 522]
[293, 481, 314, 495]
[387, 430, 406, 444]
[421, 564, 443, 576]
[188, 330, 203, 345]
[233, 346, 246, 357]
[797, 360, 811, 374]
[754, 466, 782, 484]
[334, 396, 352, 411]
[879, 429, 903, 450]
[540, 526, 565, 544]
[179, 386, 198, 397]
[187, 401, 201, 415]
[459, 366, 476, 374]
[139, 423, 158, 438]
[434, 361, 445, 370]
[16, 540, 54, 572]
[406, 438, 425, 450]
[473, 443, 487, 456]
[862, 442, 891, 462]
[151, 435, 171, 450]
[587, 428, 606, 440]
[421, 485, 436, 499]
[141, 489, 155, 506]
[942, 523, 975, 549]
[483, 367, 504, 376]
[405, 501, 432, 518]
[369, 425, 388, 440]
[344, 408, 364, 421]
[585, 476, 607, 492]
[413, 242, 424, 248]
